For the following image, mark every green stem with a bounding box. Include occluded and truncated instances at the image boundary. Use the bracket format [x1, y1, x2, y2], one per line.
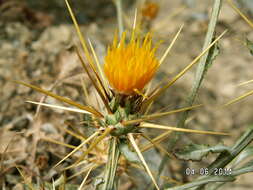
[157, 0, 223, 183]
[114, 0, 124, 36]
[177, 0, 222, 130]
[194, 125, 253, 190]
[101, 137, 120, 190]
[164, 176, 234, 190]
[164, 125, 253, 190]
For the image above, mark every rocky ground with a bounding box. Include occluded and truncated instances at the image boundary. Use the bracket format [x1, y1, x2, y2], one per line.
[0, 0, 253, 189]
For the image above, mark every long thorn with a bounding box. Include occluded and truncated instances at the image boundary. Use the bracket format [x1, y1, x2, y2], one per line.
[124, 104, 202, 125]
[69, 127, 113, 169]
[42, 137, 76, 149]
[68, 163, 98, 180]
[226, 0, 253, 28]
[76, 48, 112, 113]
[237, 79, 253, 86]
[54, 132, 99, 168]
[16, 166, 35, 190]
[78, 166, 94, 190]
[224, 89, 253, 106]
[88, 38, 110, 97]
[140, 122, 229, 136]
[14, 80, 103, 117]
[80, 76, 91, 104]
[141, 134, 173, 158]
[128, 133, 160, 190]
[133, 8, 138, 31]
[26, 101, 92, 115]
[65, 0, 107, 94]
[159, 24, 184, 66]
[144, 30, 227, 107]
[141, 131, 172, 152]
[56, 124, 86, 141]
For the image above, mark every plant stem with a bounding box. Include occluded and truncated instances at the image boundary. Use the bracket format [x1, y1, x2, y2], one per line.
[101, 137, 120, 190]
[164, 176, 234, 190]
[194, 125, 253, 190]
[157, 0, 223, 182]
[177, 0, 222, 130]
[114, 0, 124, 36]
[164, 125, 253, 190]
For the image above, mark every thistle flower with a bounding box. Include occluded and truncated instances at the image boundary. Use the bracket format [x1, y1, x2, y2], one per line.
[142, 1, 159, 20]
[104, 32, 159, 95]
[14, 1, 229, 189]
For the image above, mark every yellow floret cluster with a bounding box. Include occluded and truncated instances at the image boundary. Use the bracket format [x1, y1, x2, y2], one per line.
[104, 32, 159, 95]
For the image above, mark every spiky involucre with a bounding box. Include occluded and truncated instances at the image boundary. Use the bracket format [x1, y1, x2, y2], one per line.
[104, 32, 159, 95]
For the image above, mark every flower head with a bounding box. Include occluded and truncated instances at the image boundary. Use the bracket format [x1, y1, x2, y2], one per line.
[104, 32, 159, 95]
[142, 2, 159, 20]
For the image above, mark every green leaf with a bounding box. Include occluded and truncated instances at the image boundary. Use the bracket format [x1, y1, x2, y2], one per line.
[204, 39, 220, 74]
[231, 146, 253, 167]
[165, 176, 235, 190]
[174, 143, 230, 161]
[246, 38, 253, 55]
[232, 159, 253, 176]
[119, 141, 140, 163]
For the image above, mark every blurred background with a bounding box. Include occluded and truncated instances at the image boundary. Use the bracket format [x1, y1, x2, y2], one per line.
[0, 0, 253, 189]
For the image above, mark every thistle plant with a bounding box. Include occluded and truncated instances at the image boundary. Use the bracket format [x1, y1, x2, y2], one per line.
[13, 0, 253, 190]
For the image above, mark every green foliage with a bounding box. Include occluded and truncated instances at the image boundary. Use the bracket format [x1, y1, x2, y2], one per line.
[204, 41, 220, 74]
[175, 143, 230, 161]
[119, 140, 141, 163]
[246, 38, 253, 55]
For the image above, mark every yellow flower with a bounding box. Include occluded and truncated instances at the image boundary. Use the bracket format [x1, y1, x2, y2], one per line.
[104, 32, 159, 95]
